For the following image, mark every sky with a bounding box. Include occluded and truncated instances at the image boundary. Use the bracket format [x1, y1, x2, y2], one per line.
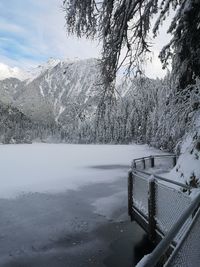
[0, 0, 172, 79]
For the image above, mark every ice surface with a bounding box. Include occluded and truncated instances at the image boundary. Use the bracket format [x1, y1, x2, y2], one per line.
[92, 190, 127, 220]
[0, 143, 165, 265]
[0, 143, 163, 199]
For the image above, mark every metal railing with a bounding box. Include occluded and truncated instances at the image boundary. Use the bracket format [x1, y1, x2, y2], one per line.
[132, 154, 177, 170]
[128, 154, 200, 267]
[129, 155, 192, 241]
[140, 192, 200, 267]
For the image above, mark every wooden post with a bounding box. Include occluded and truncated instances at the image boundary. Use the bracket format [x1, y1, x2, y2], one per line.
[128, 170, 134, 221]
[173, 156, 177, 167]
[148, 177, 156, 242]
[151, 156, 155, 168]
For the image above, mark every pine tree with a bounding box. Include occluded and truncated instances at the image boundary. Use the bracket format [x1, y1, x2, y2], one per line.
[63, 0, 200, 91]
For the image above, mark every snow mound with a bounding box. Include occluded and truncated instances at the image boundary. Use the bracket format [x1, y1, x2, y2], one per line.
[167, 112, 200, 189]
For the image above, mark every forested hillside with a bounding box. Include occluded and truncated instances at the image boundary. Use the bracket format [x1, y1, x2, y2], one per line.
[0, 58, 199, 152]
[0, 100, 64, 144]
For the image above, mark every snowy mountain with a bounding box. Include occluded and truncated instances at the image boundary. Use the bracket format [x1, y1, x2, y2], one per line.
[26, 58, 61, 83]
[0, 58, 101, 125]
[1, 57, 197, 151]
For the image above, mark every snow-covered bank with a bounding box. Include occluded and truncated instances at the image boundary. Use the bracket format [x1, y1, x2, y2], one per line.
[0, 143, 164, 199]
[163, 112, 200, 191]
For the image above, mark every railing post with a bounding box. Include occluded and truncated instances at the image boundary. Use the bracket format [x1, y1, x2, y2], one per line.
[173, 156, 177, 167]
[133, 160, 136, 169]
[143, 158, 146, 169]
[150, 156, 155, 168]
[148, 177, 156, 242]
[128, 170, 134, 221]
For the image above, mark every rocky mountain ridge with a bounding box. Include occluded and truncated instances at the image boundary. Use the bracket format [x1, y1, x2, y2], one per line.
[0, 58, 101, 126]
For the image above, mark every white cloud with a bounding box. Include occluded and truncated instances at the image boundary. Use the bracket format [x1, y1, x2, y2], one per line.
[0, 62, 29, 80]
[0, 21, 25, 34]
[145, 50, 170, 79]
[0, 0, 173, 79]
[0, 0, 101, 70]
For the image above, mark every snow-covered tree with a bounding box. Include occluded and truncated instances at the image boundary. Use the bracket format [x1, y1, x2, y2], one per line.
[63, 0, 200, 92]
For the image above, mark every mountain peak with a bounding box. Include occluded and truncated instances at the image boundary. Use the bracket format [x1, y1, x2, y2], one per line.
[44, 57, 61, 68]
[26, 58, 61, 83]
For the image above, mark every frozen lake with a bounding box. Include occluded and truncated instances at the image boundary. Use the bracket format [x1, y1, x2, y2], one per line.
[0, 143, 164, 198]
[0, 144, 162, 266]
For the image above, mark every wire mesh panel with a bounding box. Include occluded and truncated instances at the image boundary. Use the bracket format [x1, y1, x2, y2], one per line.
[134, 158, 153, 170]
[132, 173, 149, 216]
[134, 160, 145, 170]
[155, 181, 191, 236]
[154, 156, 174, 172]
[133, 155, 177, 173]
[165, 208, 200, 267]
[144, 158, 152, 169]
